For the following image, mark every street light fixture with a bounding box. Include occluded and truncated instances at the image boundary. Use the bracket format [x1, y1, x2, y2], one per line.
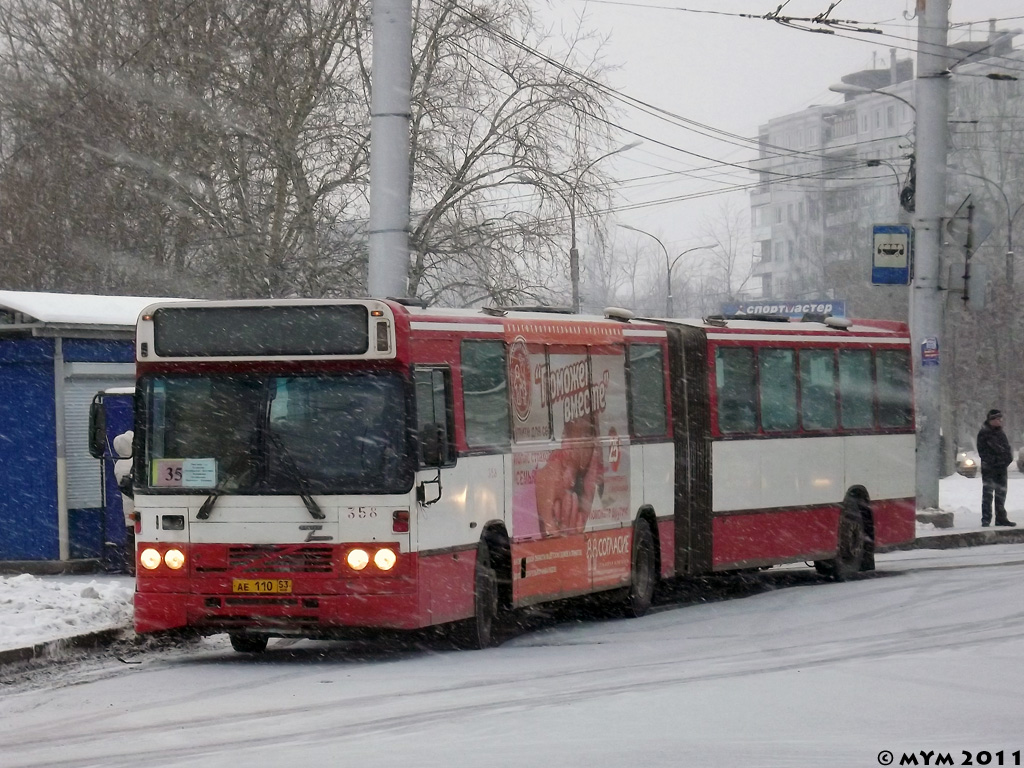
[954, 169, 1024, 285]
[620, 224, 713, 316]
[865, 158, 903, 189]
[828, 82, 917, 113]
[866, 158, 914, 216]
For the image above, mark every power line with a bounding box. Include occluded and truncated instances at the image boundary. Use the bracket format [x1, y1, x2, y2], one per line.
[439, 0, 911, 186]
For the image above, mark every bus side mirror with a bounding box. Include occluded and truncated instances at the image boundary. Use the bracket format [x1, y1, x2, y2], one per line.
[88, 395, 106, 459]
[417, 423, 445, 507]
[420, 422, 446, 467]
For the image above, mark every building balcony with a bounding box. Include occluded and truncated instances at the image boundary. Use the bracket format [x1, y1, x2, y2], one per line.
[750, 187, 771, 206]
[825, 209, 859, 227]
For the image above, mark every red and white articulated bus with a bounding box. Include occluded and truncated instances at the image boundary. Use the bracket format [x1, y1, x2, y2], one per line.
[130, 299, 916, 652]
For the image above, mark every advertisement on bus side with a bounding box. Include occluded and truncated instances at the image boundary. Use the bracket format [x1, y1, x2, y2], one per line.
[508, 337, 631, 541]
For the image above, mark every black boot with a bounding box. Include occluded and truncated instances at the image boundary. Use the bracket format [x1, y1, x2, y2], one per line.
[995, 519, 1017, 527]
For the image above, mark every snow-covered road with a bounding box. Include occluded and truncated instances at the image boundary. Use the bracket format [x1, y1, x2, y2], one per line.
[2, 543, 1022, 768]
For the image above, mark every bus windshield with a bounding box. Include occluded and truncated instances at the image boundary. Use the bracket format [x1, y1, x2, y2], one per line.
[142, 372, 412, 495]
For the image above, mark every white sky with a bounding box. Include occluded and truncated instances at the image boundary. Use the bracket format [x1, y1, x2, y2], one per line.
[1, 471, 1022, 767]
[537, 0, 1024, 269]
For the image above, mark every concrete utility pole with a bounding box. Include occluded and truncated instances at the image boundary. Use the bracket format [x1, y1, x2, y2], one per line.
[368, 0, 412, 299]
[912, 0, 953, 509]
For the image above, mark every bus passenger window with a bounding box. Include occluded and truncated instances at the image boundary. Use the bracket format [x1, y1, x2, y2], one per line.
[628, 344, 667, 437]
[415, 367, 454, 465]
[877, 350, 912, 428]
[800, 349, 838, 430]
[759, 349, 797, 432]
[715, 347, 757, 434]
[839, 349, 874, 429]
[461, 341, 511, 449]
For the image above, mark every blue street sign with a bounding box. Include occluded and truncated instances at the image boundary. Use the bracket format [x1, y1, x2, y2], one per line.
[872, 224, 913, 285]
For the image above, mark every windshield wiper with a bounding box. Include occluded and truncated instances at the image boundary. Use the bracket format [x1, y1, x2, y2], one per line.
[195, 462, 251, 520]
[193, 454, 256, 520]
[267, 430, 325, 520]
[196, 489, 223, 520]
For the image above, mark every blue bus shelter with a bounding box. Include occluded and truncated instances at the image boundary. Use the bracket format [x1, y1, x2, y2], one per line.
[0, 291, 173, 570]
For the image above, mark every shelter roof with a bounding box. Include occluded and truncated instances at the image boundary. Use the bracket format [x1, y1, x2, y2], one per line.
[0, 290, 189, 328]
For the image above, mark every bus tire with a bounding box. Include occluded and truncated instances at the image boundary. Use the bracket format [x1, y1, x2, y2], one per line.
[815, 500, 866, 582]
[229, 632, 269, 653]
[623, 519, 657, 618]
[455, 540, 499, 650]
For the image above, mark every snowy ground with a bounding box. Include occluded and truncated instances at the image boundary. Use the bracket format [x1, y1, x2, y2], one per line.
[1, 536, 1023, 767]
[0, 471, 1018, 654]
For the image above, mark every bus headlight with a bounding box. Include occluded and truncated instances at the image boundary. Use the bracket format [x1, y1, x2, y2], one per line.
[140, 548, 162, 570]
[374, 548, 397, 571]
[347, 548, 370, 571]
[164, 549, 186, 570]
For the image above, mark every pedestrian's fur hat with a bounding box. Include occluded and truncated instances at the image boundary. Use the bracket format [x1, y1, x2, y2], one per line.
[987, 409, 1003, 421]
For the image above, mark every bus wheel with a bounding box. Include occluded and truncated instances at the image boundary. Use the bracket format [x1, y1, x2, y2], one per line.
[455, 540, 499, 650]
[229, 632, 269, 653]
[624, 520, 656, 618]
[815, 502, 866, 582]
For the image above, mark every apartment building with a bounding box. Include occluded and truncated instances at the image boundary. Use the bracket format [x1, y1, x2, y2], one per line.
[749, 24, 1021, 320]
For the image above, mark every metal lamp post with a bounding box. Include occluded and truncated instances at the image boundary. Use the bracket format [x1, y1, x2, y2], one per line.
[620, 224, 712, 316]
[565, 141, 642, 313]
[955, 170, 1022, 284]
[619, 225, 668, 313]
[665, 246, 716, 316]
[518, 142, 640, 313]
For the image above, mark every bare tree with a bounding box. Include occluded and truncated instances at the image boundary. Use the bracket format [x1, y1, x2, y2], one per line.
[585, 230, 650, 313]
[0, 0, 615, 304]
[0, 0, 370, 297]
[391, 0, 614, 306]
[944, 67, 1024, 441]
[692, 198, 755, 313]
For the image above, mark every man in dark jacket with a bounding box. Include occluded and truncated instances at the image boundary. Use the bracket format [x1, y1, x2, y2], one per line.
[977, 409, 1017, 527]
